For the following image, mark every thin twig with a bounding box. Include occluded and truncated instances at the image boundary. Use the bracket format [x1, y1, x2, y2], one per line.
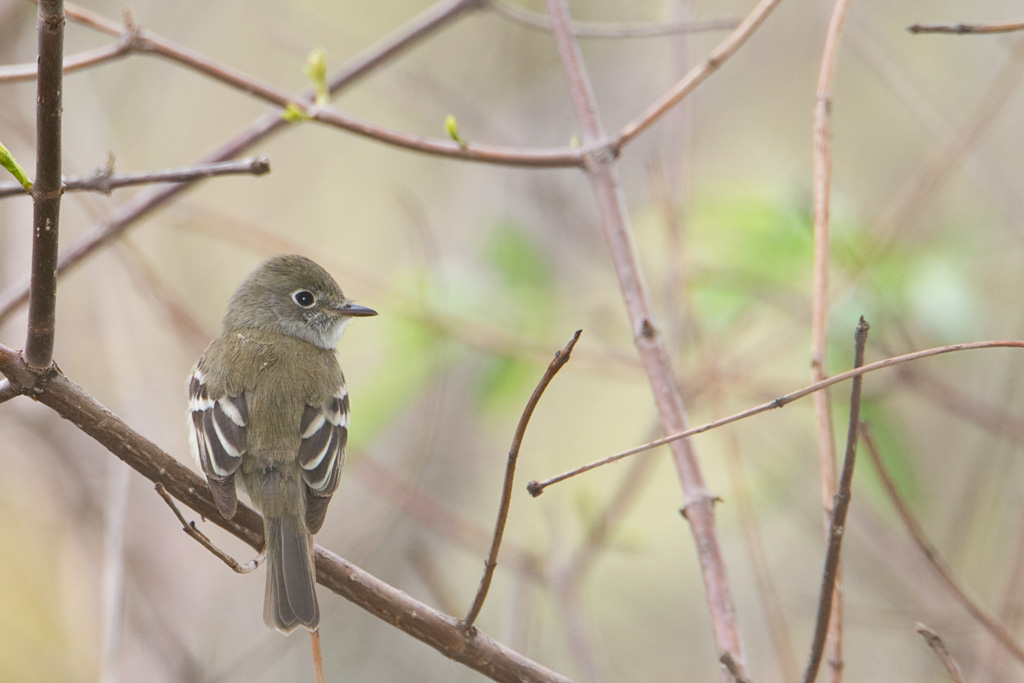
[154, 484, 260, 574]
[860, 423, 1024, 668]
[545, 0, 744, 677]
[810, 1, 854, 679]
[721, 651, 755, 683]
[612, 0, 782, 152]
[485, 0, 739, 38]
[916, 624, 966, 683]
[527, 339, 1024, 494]
[463, 330, 581, 630]
[0, 343, 575, 682]
[0, 156, 271, 198]
[311, 631, 326, 683]
[0, 30, 132, 82]
[801, 317, 869, 683]
[24, 0, 65, 369]
[909, 20, 1024, 35]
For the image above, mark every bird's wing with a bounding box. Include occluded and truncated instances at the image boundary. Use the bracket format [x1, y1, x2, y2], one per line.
[298, 383, 348, 534]
[188, 363, 247, 519]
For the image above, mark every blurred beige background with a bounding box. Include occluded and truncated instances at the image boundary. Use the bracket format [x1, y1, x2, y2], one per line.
[3, 0, 1024, 681]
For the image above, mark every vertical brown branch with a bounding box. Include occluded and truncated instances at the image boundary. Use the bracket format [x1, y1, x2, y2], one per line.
[810, 0, 854, 678]
[543, 0, 744, 676]
[802, 318, 868, 683]
[24, 0, 65, 368]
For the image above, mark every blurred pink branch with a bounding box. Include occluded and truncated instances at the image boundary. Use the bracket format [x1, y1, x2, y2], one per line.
[810, 0, 854, 679]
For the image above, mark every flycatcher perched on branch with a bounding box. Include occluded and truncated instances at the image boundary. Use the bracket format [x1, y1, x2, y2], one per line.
[188, 254, 376, 633]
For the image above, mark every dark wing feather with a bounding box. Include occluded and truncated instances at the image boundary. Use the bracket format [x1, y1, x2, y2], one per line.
[299, 385, 348, 533]
[188, 365, 247, 519]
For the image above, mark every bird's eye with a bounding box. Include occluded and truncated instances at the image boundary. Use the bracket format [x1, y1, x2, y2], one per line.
[292, 290, 316, 308]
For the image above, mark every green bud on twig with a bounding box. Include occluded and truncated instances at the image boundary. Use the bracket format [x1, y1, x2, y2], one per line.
[445, 114, 467, 148]
[0, 140, 33, 191]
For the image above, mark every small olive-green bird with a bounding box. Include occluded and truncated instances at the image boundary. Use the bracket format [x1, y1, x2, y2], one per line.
[188, 254, 376, 633]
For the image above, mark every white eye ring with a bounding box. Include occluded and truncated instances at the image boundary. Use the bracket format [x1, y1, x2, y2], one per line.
[292, 289, 316, 308]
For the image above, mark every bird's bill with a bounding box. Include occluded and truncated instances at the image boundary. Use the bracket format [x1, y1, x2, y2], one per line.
[338, 302, 378, 317]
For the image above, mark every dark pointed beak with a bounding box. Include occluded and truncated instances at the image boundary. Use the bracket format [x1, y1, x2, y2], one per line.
[338, 302, 377, 317]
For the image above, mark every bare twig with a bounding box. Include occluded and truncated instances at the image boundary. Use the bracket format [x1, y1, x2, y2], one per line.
[802, 318, 868, 683]
[0, 40, 131, 82]
[810, 1, 854, 679]
[154, 484, 260, 574]
[861, 423, 1024, 667]
[909, 20, 1024, 35]
[916, 624, 966, 683]
[463, 330, 581, 630]
[527, 339, 1024, 494]
[485, 0, 739, 38]
[612, 0, 782, 152]
[0, 345, 574, 683]
[311, 631, 325, 683]
[0, 156, 271, 198]
[24, 0, 65, 369]
[544, 0, 744, 677]
[721, 651, 755, 683]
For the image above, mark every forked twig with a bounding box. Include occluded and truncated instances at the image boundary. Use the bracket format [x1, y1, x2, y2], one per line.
[801, 317, 869, 683]
[154, 483, 261, 574]
[462, 330, 582, 630]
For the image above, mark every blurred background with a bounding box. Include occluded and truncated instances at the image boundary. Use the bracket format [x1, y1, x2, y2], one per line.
[3, 0, 1024, 680]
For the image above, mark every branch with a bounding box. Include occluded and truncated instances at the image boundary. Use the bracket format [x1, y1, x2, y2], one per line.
[0, 156, 270, 198]
[611, 0, 782, 152]
[860, 422, 1024, 668]
[485, 0, 740, 38]
[462, 330, 581, 630]
[154, 483, 260, 574]
[801, 318, 868, 683]
[544, 0, 744, 676]
[24, 0, 65, 369]
[810, 1, 854, 678]
[0, 345, 574, 683]
[915, 624, 966, 683]
[908, 20, 1024, 35]
[0, 0, 486, 325]
[527, 339, 1024, 494]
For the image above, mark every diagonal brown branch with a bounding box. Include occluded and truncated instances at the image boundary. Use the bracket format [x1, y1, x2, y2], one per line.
[860, 422, 1024, 668]
[543, 0, 744, 677]
[463, 330, 581, 630]
[0, 343, 573, 683]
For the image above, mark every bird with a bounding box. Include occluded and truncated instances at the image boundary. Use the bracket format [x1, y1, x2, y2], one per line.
[187, 254, 376, 633]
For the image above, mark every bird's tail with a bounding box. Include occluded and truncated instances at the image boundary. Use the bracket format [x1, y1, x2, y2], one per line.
[263, 514, 319, 634]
